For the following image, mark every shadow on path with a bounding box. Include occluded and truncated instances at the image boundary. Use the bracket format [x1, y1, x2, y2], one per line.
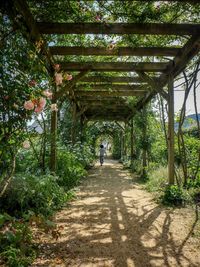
[32, 160, 200, 267]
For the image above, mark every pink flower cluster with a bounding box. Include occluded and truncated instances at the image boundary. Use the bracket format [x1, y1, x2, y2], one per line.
[24, 97, 46, 113]
[64, 73, 73, 81]
[51, 103, 58, 112]
[42, 89, 53, 99]
[23, 140, 30, 149]
[55, 73, 63, 86]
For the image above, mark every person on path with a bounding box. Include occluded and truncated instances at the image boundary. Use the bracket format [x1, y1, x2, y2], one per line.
[99, 144, 106, 166]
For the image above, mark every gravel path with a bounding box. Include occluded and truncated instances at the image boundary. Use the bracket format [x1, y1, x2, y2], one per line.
[32, 160, 200, 267]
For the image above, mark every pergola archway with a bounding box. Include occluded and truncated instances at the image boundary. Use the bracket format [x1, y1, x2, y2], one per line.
[3, 0, 200, 185]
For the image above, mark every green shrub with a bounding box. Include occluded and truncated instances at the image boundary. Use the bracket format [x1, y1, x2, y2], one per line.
[0, 174, 67, 216]
[161, 185, 187, 206]
[67, 142, 95, 168]
[57, 150, 87, 189]
[0, 214, 35, 267]
[145, 166, 168, 192]
[186, 173, 200, 189]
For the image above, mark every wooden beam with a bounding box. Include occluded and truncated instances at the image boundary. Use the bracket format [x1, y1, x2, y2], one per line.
[56, 70, 89, 99]
[75, 84, 148, 91]
[87, 116, 126, 121]
[38, 22, 200, 36]
[132, 34, 200, 115]
[161, 34, 200, 81]
[74, 90, 146, 97]
[13, 0, 54, 72]
[49, 46, 180, 57]
[60, 62, 169, 72]
[79, 76, 148, 83]
[136, 71, 168, 100]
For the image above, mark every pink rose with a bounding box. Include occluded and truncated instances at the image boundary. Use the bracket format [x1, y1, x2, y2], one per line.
[24, 100, 34, 110]
[51, 103, 58, 112]
[28, 80, 37, 87]
[54, 64, 60, 71]
[35, 106, 43, 113]
[55, 73, 63, 86]
[108, 43, 115, 51]
[42, 90, 53, 99]
[95, 14, 101, 21]
[38, 97, 46, 108]
[65, 73, 73, 81]
[23, 140, 30, 149]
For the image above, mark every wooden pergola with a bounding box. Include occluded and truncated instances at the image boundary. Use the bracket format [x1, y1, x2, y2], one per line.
[4, 0, 200, 184]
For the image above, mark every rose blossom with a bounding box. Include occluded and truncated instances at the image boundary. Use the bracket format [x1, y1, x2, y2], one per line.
[23, 140, 30, 149]
[54, 64, 60, 71]
[35, 106, 43, 113]
[108, 43, 115, 50]
[42, 90, 53, 99]
[24, 100, 34, 110]
[55, 73, 63, 86]
[28, 80, 37, 87]
[51, 103, 58, 112]
[38, 97, 46, 108]
[65, 73, 73, 81]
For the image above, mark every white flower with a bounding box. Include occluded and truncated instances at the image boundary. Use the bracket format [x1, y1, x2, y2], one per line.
[51, 103, 58, 112]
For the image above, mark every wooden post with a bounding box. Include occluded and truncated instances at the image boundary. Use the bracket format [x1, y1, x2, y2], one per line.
[130, 119, 134, 169]
[71, 102, 77, 145]
[142, 109, 147, 178]
[168, 75, 175, 185]
[50, 94, 57, 172]
[120, 130, 124, 160]
[124, 123, 127, 160]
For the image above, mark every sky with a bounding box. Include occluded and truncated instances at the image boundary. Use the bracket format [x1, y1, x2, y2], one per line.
[174, 72, 200, 116]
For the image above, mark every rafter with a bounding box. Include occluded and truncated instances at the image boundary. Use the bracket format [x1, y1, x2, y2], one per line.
[136, 71, 168, 100]
[74, 90, 146, 97]
[49, 46, 180, 57]
[79, 76, 148, 83]
[75, 84, 148, 91]
[38, 22, 200, 36]
[60, 62, 169, 72]
[56, 70, 89, 99]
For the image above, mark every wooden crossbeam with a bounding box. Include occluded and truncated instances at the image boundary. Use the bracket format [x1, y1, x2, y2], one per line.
[37, 22, 200, 36]
[74, 90, 145, 97]
[49, 46, 180, 56]
[136, 71, 168, 100]
[9, 0, 54, 73]
[129, 34, 200, 118]
[60, 62, 169, 72]
[79, 76, 148, 83]
[75, 84, 148, 91]
[161, 34, 200, 81]
[56, 70, 89, 99]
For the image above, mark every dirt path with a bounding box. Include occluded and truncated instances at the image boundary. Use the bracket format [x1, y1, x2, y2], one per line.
[33, 160, 200, 267]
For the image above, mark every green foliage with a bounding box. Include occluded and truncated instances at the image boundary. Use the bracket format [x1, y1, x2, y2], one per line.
[145, 166, 168, 192]
[0, 214, 35, 267]
[0, 174, 67, 217]
[161, 185, 188, 206]
[68, 143, 95, 169]
[57, 150, 87, 190]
